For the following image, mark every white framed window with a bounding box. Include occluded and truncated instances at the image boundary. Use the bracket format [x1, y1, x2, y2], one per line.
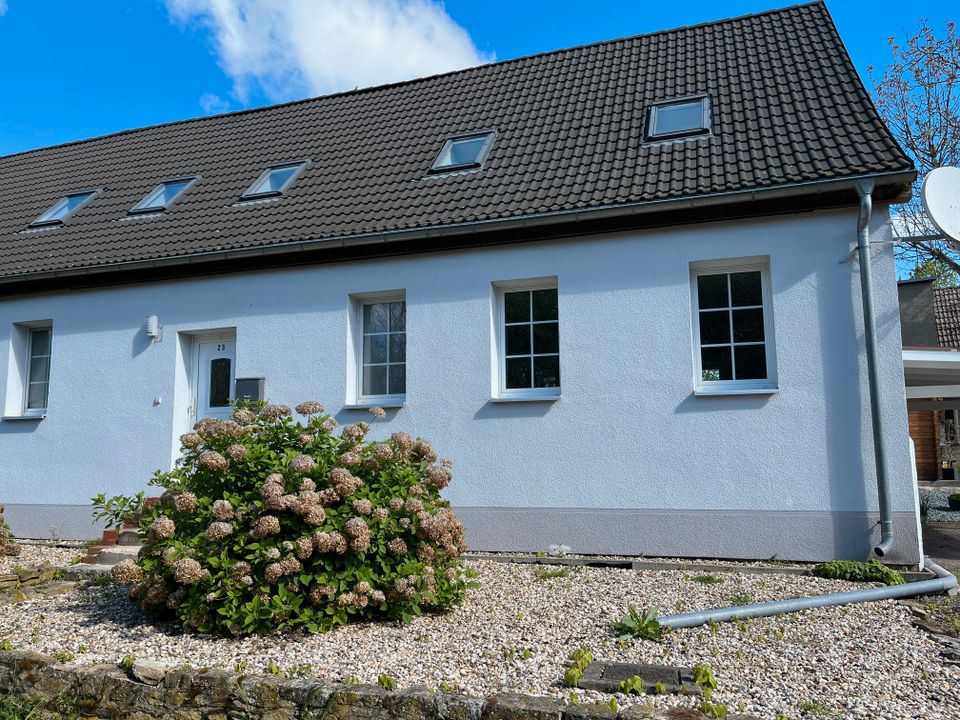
[4, 322, 53, 419]
[493, 278, 560, 400]
[690, 258, 776, 394]
[350, 291, 406, 406]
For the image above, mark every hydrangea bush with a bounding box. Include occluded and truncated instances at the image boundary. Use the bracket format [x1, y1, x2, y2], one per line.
[112, 401, 473, 635]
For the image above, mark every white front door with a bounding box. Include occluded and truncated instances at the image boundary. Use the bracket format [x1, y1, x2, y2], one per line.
[194, 338, 236, 422]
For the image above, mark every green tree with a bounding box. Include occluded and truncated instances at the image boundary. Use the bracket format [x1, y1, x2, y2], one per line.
[909, 257, 960, 287]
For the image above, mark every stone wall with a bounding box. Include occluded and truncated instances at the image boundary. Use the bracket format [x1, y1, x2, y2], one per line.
[0, 651, 744, 720]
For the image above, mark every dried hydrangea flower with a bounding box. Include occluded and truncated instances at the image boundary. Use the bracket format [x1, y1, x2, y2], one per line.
[233, 407, 255, 423]
[388, 538, 408, 557]
[180, 432, 203, 448]
[388, 497, 404, 512]
[374, 443, 393, 461]
[318, 417, 338, 433]
[212, 499, 234, 521]
[166, 586, 187, 609]
[304, 507, 326, 525]
[239, 575, 254, 586]
[411, 439, 437, 463]
[265, 563, 284, 584]
[226, 444, 247, 461]
[233, 561, 252, 576]
[148, 516, 175, 542]
[205, 522, 234, 541]
[372, 508, 389, 522]
[309, 584, 335, 603]
[260, 404, 293, 420]
[351, 499, 373, 515]
[399, 517, 411, 529]
[290, 455, 316, 473]
[294, 537, 314, 559]
[340, 424, 367, 443]
[404, 498, 424, 513]
[266, 547, 281, 560]
[426, 465, 453, 490]
[369, 406, 386, 420]
[111, 559, 144, 585]
[172, 557, 205, 585]
[329, 468, 362, 497]
[296, 401, 325, 416]
[408, 484, 425, 497]
[198, 450, 229, 472]
[370, 590, 386, 604]
[298, 433, 313, 446]
[339, 451, 361, 466]
[300, 478, 316, 492]
[249, 515, 281, 539]
[390, 432, 413, 452]
[174, 492, 197, 514]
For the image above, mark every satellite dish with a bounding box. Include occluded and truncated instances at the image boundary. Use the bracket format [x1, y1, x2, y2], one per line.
[922, 167, 960, 242]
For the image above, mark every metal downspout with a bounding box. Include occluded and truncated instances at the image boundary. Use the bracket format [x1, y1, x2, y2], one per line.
[856, 179, 895, 557]
[657, 558, 956, 629]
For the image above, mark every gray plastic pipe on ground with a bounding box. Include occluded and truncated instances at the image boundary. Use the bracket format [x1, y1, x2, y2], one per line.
[656, 559, 957, 630]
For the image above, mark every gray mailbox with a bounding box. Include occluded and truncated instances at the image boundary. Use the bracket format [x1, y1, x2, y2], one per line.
[235, 377, 265, 403]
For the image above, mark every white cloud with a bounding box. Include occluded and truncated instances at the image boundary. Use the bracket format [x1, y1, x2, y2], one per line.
[165, 0, 492, 103]
[199, 92, 231, 115]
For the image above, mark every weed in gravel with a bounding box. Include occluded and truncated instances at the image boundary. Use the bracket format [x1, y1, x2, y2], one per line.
[919, 493, 931, 517]
[267, 661, 281, 676]
[234, 661, 248, 673]
[692, 574, 723, 585]
[568, 692, 580, 705]
[797, 699, 834, 717]
[608, 698, 619, 713]
[613, 605, 665, 642]
[653, 682, 668, 695]
[0, 640, 14, 651]
[692, 663, 718, 696]
[808, 558, 903, 586]
[618, 676, 645, 695]
[344, 676, 359, 686]
[728, 592, 753, 605]
[378, 674, 398, 690]
[52, 651, 75, 664]
[700, 700, 729, 719]
[534, 566, 570, 581]
[0, 694, 79, 720]
[562, 647, 593, 688]
[120, 656, 134, 672]
[287, 663, 313, 679]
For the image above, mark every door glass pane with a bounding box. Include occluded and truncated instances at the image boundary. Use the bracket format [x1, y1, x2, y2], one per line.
[388, 333, 406, 362]
[363, 303, 389, 333]
[505, 325, 531, 356]
[700, 347, 732, 382]
[533, 322, 559, 354]
[533, 356, 560, 388]
[363, 335, 388, 364]
[504, 292, 530, 323]
[388, 302, 406, 332]
[732, 308, 765, 342]
[532, 289, 558, 321]
[697, 274, 728, 309]
[30, 328, 51, 356]
[735, 345, 767, 380]
[27, 382, 48, 409]
[209, 358, 232, 407]
[505, 357, 531, 389]
[363, 365, 387, 396]
[699, 311, 730, 345]
[389, 364, 406, 395]
[730, 271, 762, 307]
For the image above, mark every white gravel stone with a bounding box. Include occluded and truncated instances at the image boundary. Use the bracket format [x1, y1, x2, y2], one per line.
[0, 540, 84, 573]
[0, 560, 955, 720]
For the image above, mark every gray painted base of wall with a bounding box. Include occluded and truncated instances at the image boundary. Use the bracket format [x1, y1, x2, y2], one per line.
[457, 507, 923, 564]
[6, 504, 922, 564]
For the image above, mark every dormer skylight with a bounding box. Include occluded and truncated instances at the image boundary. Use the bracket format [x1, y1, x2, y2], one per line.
[430, 131, 496, 173]
[130, 177, 198, 214]
[30, 190, 99, 228]
[241, 161, 308, 200]
[647, 97, 711, 141]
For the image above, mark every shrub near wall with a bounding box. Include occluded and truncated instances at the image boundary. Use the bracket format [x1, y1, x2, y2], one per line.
[112, 402, 473, 636]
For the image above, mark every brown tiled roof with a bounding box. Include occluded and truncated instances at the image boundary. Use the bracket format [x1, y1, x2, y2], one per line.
[0, 1, 913, 285]
[935, 287, 960, 347]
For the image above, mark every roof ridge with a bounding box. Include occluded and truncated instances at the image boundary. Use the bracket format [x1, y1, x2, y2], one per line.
[0, 1, 821, 162]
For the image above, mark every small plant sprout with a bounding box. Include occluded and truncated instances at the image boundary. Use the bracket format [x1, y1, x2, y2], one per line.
[691, 663, 718, 697]
[568, 692, 581, 705]
[692, 573, 724, 585]
[563, 667, 583, 688]
[534, 566, 571, 581]
[345, 676, 360, 685]
[53, 651, 75, 664]
[700, 700, 729, 719]
[618, 676, 646, 695]
[653, 681, 668, 695]
[267, 661, 281, 676]
[608, 698, 619, 714]
[808, 558, 904, 586]
[562, 646, 593, 688]
[614, 605, 666, 642]
[378, 674, 398, 691]
[234, 661, 248, 673]
[728, 592, 753, 605]
[120, 656, 135, 672]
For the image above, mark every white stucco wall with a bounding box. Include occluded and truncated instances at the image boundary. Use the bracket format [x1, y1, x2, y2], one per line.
[0, 207, 920, 562]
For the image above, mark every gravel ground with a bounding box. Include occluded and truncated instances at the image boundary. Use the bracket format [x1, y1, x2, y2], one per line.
[921, 490, 960, 523]
[0, 540, 84, 573]
[0, 560, 955, 720]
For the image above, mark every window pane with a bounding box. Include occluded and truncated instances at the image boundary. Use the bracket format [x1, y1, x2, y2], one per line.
[735, 345, 767, 380]
[260, 165, 299, 193]
[505, 325, 531, 356]
[388, 302, 406, 332]
[209, 358, 232, 407]
[448, 137, 487, 165]
[363, 365, 387, 396]
[388, 364, 406, 395]
[532, 289, 558, 321]
[533, 356, 560, 388]
[363, 335, 388, 364]
[732, 308, 765, 343]
[533, 322, 559, 354]
[26, 382, 48, 409]
[701, 346, 732, 382]
[505, 357, 532, 389]
[504, 291, 530, 323]
[699, 311, 730, 345]
[654, 100, 704, 135]
[363, 303, 389, 333]
[30, 329, 51, 357]
[28, 355, 50, 384]
[388, 333, 406, 363]
[730, 271, 763, 306]
[697, 274, 728, 309]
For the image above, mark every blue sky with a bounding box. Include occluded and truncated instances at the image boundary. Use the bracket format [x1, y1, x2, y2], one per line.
[0, 1, 955, 157]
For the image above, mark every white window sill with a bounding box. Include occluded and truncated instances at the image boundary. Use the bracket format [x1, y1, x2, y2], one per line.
[342, 401, 405, 410]
[693, 387, 779, 397]
[490, 395, 561, 403]
[2, 414, 46, 421]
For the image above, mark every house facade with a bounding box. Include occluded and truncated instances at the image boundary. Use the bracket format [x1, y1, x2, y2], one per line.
[0, 2, 923, 563]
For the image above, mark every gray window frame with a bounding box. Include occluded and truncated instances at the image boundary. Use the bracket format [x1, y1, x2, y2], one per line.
[646, 96, 712, 142]
[129, 176, 200, 215]
[240, 160, 309, 201]
[429, 130, 496, 174]
[29, 189, 101, 228]
[23, 325, 52, 415]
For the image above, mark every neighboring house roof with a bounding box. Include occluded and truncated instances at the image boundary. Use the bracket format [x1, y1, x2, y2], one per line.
[0, 1, 914, 293]
[935, 287, 960, 347]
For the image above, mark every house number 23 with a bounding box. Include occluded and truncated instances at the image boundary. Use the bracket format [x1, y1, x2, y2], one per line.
[217, 344, 226, 351]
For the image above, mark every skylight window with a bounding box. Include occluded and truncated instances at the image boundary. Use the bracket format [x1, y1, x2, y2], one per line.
[30, 190, 99, 228]
[647, 97, 711, 140]
[130, 177, 197, 214]
[242, 161, 308, 200]
[430, 131, 496, 172]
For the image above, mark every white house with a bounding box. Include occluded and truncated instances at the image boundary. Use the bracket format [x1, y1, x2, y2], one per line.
[0, 2, 923, 563]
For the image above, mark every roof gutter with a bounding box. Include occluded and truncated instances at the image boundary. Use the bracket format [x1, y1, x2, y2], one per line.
[0, 169, 915, 290]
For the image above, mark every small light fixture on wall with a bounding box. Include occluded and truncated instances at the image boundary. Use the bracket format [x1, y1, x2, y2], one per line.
[146, 315, 162, 342]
